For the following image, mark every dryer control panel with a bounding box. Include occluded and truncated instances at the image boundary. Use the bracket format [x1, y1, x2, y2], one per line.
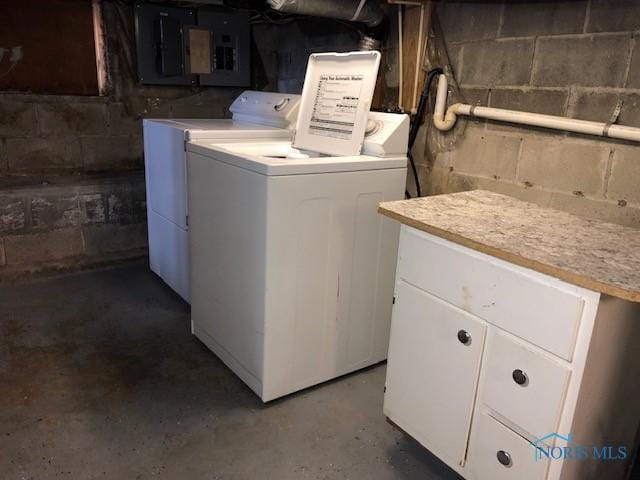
[230, 91, 301, 129]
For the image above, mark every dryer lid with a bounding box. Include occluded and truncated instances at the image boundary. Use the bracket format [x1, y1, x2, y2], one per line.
[292, 51, 381, 157]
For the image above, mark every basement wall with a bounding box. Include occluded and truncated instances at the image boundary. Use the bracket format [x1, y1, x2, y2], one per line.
[0, 4, 354, 277]
[419, 0, 640, 228]
[0, 2, 235, 277]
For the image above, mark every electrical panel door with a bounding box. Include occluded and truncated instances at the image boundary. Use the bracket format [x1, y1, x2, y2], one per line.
[135, 2, 196, 85]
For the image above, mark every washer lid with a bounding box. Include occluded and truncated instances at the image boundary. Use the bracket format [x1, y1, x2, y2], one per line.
[293, 51, 381, 157]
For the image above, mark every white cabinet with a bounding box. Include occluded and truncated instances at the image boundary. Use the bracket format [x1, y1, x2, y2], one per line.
[384, 225, 640, 480]
[384, 281, 486, 467]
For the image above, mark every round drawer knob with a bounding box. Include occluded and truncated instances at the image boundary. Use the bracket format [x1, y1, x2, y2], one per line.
[457, 329, 471, 345]
[512, 369, 529, 386]
[497, 450, 512, 467]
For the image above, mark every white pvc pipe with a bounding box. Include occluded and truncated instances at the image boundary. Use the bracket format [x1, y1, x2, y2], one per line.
[433, 74, 459, 131]
[432, 74, 640, 143]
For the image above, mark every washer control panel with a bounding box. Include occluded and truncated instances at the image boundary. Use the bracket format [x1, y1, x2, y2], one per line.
[362, 112, 410, 157]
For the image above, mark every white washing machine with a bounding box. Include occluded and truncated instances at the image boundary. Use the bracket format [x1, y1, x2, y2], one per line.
[186, 51, 409, 401]
[143, 91, 300, 302]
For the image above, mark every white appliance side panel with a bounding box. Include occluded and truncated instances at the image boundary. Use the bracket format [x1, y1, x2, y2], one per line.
[143, 121, 189, 229]
[147, 209, 190, 302]
[144, 127, 156, 269]
[187, 152, 268, 392]
[261, 167, 406, 401]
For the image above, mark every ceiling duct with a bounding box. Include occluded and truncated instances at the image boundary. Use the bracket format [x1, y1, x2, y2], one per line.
[268, 0, 384, 27]
[267, 0, 386, 49]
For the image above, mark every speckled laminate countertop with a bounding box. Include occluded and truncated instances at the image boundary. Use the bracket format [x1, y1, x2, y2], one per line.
[379, 190, 640, 303]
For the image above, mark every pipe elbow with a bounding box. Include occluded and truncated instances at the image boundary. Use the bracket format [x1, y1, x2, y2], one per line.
[433, 103, 463, 131]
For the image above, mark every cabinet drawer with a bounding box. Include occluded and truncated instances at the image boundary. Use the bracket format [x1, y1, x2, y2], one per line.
[397, 226, 584, 360]
[468, 411, 548, 480]
[482, 331, 570, 441]
[384, 281, 486, 468]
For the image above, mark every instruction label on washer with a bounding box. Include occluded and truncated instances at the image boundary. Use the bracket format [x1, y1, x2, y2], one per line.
[308, 74, 364, 140]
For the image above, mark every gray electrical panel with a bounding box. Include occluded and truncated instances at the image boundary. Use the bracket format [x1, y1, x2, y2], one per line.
[198, 10, 250, 87]
[134, 2, 250, 87]
[134, 3, 196, 85]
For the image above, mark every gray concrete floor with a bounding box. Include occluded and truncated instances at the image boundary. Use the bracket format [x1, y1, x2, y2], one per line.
[0, 262, 461, 480]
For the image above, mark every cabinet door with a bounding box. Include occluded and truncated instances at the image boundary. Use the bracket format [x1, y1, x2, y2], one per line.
[384, 280, 487, 468]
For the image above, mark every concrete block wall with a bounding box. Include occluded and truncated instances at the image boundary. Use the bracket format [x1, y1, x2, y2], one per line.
[0, 97, 143, 174]
[0, 2, 235, 276]
[422, 0, 640, 228]
[0, 175, 147, 275]
[0, 3, 246, 178]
